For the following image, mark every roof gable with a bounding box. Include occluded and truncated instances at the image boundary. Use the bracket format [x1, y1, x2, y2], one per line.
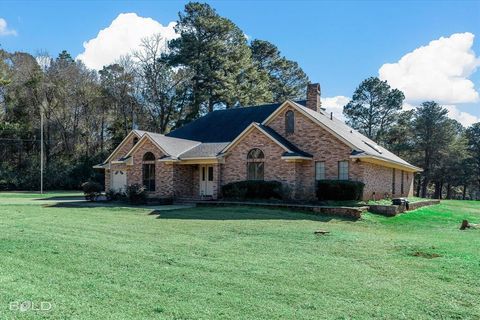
[125, 133, 200, 159]
[221, 122, 311, 158]
[104, 129, 146, 163]
[263, 101, 421, 171]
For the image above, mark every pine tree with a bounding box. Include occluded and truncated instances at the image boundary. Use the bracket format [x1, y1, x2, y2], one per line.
[166, 2, 270, 121]
[343, 77, 404, 142]
[250, 39, 309, 101]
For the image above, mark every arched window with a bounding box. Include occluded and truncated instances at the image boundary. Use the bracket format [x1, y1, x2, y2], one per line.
[142, 152, 155, 191]
[247, 148, 264, 180]
[285, 110, 294, 134]
[133, 137, 139, 146]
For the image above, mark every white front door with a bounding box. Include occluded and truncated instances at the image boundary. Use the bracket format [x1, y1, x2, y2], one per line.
[111, 170, 127, 192]
[199, 165, 214, 196]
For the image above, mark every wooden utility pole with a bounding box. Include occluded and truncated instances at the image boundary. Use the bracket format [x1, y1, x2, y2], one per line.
[40, 102, 44, 194]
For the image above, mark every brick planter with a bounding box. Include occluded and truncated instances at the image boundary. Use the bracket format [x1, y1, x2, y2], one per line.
[368, 205, 401, 216]
[368, 200, 440, 216]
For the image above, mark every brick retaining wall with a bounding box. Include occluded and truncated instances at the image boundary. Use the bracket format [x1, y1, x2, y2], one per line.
[368, 200, 441, 216]
[194, 201, 368, 219]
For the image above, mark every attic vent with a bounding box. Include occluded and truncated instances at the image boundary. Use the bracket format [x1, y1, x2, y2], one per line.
[363, 141, 382, 154]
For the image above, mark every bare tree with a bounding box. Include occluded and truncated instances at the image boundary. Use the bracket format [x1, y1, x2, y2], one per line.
[133, 34, 192, 133]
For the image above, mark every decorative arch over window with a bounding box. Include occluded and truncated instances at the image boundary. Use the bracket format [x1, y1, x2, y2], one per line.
[142, 152, 155, 191]
[143, 152, 155, 161]
[247, 148, 264, 180]
[285, 110, 294, 134]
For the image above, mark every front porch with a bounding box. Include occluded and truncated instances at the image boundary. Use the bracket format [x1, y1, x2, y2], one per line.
[172, 163, 221, 200]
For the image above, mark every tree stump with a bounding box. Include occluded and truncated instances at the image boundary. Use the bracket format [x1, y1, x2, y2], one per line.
[460, 220, 479, 230]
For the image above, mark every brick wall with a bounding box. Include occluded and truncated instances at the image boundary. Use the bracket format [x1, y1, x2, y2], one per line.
[360, 162, 414, 200]
[129, 139, 174, 198]
[361, 162, 394, 200]
[222, 126, 299, 199]
[173, 165, 195, 198]
[110, 134, 138, 161]
[105, 169, 110, 192]
[267, 106, 363, 199]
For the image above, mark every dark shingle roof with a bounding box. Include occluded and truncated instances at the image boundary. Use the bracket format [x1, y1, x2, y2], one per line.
[167, 101, 307, 143]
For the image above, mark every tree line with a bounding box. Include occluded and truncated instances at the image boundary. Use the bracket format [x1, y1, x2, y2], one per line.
[0, 2, 309, 190]
[343, 77, 480, 200]
[0, 2, 478, 200]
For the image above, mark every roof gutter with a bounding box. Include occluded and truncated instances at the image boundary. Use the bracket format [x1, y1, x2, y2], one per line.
[350, 154, 423, 172]
[281, 156, 313, 162]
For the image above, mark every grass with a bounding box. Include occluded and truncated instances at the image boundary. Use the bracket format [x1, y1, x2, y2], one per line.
[322, 196, 428, 207]
[1, 192, 479, 319]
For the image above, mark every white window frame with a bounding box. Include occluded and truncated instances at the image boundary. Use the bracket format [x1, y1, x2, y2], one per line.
[338, 161, 349, 180]
[315, 161, 325, 181]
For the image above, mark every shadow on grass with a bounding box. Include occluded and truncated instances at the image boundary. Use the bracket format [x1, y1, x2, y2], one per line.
[153, 206, 354, 222]
[44, 201, 152, 211]
[35, 196, 85, 201]
[44, 201, 192, 213]
[45, 201, 357, 222]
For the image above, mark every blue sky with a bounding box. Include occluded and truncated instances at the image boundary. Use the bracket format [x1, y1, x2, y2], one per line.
[0, 0, 479, 125]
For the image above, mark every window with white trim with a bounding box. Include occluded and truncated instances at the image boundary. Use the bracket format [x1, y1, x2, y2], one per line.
[338, 161, 349, 180]
[285, 110, 294, 134]
[247, 148, 265, 180]
[392, 168, 396, 195]
[401, 170, 404, 194]
[315, 161, 325, 180]
[142, 152, 156, 191]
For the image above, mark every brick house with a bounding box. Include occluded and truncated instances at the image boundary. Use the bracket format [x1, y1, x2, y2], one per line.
[95, 84, 421, 201]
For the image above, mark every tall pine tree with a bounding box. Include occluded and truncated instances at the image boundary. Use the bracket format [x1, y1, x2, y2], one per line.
[166, 2, 270, 121]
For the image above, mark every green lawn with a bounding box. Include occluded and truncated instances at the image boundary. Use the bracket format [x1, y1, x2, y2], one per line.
[1, 193, 479, 319]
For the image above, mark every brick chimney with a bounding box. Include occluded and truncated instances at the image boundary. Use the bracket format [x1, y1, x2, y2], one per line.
[306, 83, 321, 112]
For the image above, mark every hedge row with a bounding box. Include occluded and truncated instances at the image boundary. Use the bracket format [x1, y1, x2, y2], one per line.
[316, 180, 365, 201]
[221, 180, 284, 200]
[221, 179, 365, 201]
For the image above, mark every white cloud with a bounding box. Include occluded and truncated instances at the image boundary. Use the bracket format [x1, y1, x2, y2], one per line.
[76, 13, 177, 70]
[402, 102, 479, 127]
[444, 105, 479, 127]
[321, 96, 350, 122]
[402, 102, 416, 111]
[379, 32, 480, 104]
[0, 18, 17, 36]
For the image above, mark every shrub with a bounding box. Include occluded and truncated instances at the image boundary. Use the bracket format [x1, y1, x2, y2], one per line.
[106, 189, 125, 201]
[126, 184, 147, 205]
[81, 181, 103, 201]
[221, 180, 284, 200]
[316, 180, 365, 201]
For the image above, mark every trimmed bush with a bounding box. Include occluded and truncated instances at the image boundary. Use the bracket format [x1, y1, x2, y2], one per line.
[126, 184, 147, 205]
[106, 189, 125, 201]
[221, 180, 284, 200]
[316, 180, 365, 201]
[81, 181, 103, 201]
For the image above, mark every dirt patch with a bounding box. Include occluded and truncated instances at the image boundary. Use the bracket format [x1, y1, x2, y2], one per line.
[411, 251, 442, 259]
